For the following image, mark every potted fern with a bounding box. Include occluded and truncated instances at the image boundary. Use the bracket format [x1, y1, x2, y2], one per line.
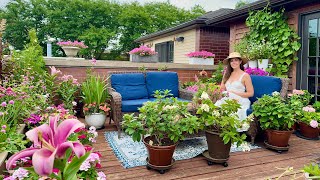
[81, 70, 110, 129]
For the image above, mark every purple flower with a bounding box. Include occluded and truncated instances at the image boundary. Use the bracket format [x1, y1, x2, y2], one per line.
[90, 58, 97, 65]
[310, 120, 319, 128]
[1, 129, 6, 133]
[9, 100, 14, 105]
[97, 172, 106, 180]
[244, 67, 268, 76]
[2, 125, 6, 129]
[1, 102, 7, 107]
[24, 114, 42, 124]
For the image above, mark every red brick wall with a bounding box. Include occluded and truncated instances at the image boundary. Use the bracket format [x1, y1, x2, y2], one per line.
[199, 27, 230, 64]
[54, 67, 213, 84]
[228, 2, 320, 91]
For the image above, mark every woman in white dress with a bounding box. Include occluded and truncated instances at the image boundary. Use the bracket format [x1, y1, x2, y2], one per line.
[215, 52, 254, 125]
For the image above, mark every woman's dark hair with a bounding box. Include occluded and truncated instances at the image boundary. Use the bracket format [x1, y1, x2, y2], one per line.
[222, 58, 244, 84]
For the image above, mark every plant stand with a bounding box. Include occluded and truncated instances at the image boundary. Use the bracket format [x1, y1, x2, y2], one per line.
[264, 141, 289, 153]
[146, 158, 175, 174]
[202, 150, 229, 167]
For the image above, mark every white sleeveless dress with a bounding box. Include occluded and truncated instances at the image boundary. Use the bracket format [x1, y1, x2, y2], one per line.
[215, 73, 251, 123]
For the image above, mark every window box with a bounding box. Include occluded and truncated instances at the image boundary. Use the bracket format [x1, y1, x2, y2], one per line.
[130, 54, 158, 63]
[189, 57, 214, 65]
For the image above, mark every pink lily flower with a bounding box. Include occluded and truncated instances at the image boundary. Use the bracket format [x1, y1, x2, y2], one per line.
[6, 116, 86, 176]
[49, 66, 62, 76]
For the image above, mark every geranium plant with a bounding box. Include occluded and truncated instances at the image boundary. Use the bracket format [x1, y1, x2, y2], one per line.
[68, 126, 99, 145]
[191, 83, 251, 146]
[56, 40, 88, 49]
[123, 90, 200, 145]
[129, 45, 157, 56]
[186, 50, 215, 59]
[252, 92, 295, 130]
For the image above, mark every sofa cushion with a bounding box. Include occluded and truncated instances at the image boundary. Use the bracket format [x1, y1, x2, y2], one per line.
[111, 73, 148, 100]
[246, 108, 253, 116]
[122, 99, 150, 112]
[249, 75, 282, 104]
[146, 72, 179, 98]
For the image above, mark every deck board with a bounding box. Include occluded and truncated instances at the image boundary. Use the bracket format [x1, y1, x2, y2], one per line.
[91, 121, 320, 180]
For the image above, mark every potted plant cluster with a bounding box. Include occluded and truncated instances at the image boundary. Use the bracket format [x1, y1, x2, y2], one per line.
[57, 40, 88, 58]
[122, 90, 200, 173]
[186, 50, 215, 65]
[129, 45, 158, 63]
[252, 92, 295, 150]
[192, 83, 251, 166]
[81, 70, 110, 129]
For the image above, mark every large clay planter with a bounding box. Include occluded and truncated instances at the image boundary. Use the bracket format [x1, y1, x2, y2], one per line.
[205, 130, 231, 159]
[266, 129, 293, 147]
[299, 122, 319, 139]
[143, 136, 176, 166]
[61, 46, 80, 57]
[85, 113, 106, 129]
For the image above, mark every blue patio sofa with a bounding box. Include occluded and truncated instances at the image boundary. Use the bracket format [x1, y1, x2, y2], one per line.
[246, 75, 290, 143]
[107, 71, 194, 137]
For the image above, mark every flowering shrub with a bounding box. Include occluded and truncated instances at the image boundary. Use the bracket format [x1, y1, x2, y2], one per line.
[56, 40, 88, 48]
[191, 83, 252, 147]
[253, 92, 295, 130]
[78, 150, 104, 179]
[299, 106, 319, 128]
[123, 90, 200, 145]
[129, 45, 157, 56]
[186, 50, 215, 59]
[244, 67, 269, 76]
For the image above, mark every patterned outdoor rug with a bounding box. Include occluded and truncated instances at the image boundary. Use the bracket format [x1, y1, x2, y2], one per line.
[104, 131, 260, 168]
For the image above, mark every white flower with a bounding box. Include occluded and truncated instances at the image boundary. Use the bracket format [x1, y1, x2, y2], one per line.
[272, 91, 280, 96]
[212, 110, 220, 116]
[239, 142, 251, 152]
[242, 122, 250, 130]
[72, 101, 77, 106]
[89, 126, 96, 131]
[163, 105, 177, 111]
[200, 92, 209, 100]
[200, 104, 210, 112]
[247, 114, 254, 122]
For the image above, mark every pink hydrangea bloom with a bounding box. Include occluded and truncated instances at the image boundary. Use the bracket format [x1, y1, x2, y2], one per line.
[310, 120, 318, 128]
[302, 106, 316, 112]
[186, 85, 199, 92]
[293, 89, 305, 95]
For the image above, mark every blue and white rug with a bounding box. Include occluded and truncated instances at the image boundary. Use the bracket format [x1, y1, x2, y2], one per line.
[104, 131, 260, 168]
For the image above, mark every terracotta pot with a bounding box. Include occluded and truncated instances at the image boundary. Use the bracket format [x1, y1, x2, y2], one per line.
[266, 129, 293, 147]
[299, 122, 319, 139]
[291, 122, 299, 131]
[205, 130, 231, 159]
[143, 136, 176, 166]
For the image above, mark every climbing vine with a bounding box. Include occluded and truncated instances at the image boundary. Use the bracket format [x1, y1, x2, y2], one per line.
[245, 6, 301, 77]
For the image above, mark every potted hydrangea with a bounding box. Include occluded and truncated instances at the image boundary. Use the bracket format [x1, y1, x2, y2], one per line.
[298, 106, 319, 139]
[186, 50, 215, 65]
[129, 45, 158, 63]
[122, 90, 200, 172]
[57, 40, 88, 57]
[191, 83, 251, 166]
[252, 92, 295, 149]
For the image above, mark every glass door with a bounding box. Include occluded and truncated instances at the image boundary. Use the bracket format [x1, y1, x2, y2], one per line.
[299, 12, 320, 101]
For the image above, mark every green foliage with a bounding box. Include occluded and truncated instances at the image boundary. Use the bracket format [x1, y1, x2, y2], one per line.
[123, 90, 200, 145]
[303, 163, 320, 178]
[56, 75, 79, 111]
[211, 61, 224, 84]
[235, 0, 250, 9]
[1, 0, 204, 59]
[287, 90, 313, 122]
[245, 6, 301, 77]
[252, 92, 295, 130]
[0, 125, 28, 153]
[313, 101, 320, 112]
[81, 70, 109, 115]
[192, 84, 249, 146]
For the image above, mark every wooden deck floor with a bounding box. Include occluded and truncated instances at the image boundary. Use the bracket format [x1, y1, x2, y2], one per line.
[92, 121, 320, 180]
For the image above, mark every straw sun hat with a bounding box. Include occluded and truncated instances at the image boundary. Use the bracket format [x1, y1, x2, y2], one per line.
[223, 52, 248, 65]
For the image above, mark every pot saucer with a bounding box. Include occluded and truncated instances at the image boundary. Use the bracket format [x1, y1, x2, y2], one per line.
[264, 141, 289, 153]
[146, 158, 175, 174]
[295, 131, 319, 140]
[202, 150, 229, 167]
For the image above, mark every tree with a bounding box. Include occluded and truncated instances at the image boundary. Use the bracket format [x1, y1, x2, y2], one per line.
[235, 0, 251, 9]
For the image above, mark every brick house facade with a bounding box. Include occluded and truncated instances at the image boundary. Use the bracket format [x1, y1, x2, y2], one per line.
[199, 27, 230, 64]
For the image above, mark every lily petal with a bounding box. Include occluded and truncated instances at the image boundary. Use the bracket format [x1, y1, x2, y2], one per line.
[49, 115, 59, 136]
[54, 119, 85, 146]
[32, 148, 56, 176]
[6, 148, 38, 170]
[26, 124, 53, 147]
[56, 142, 85, 158]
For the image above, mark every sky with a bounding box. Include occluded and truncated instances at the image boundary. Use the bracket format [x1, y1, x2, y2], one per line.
[0, 0, 243, 11]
